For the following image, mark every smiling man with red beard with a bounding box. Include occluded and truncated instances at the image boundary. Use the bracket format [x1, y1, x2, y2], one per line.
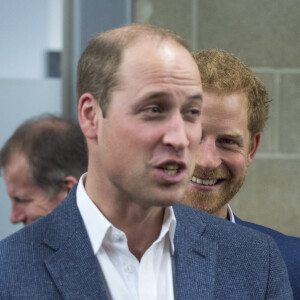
[184, 49, 300, 299]
[185, 86, 252, 218]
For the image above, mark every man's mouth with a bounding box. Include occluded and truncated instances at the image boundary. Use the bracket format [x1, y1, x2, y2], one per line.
[154, 160, 187, 183]
[191, 176, 219, 186]
[162, 163, 180, 175]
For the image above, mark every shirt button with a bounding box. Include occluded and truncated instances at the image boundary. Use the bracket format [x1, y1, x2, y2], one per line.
[124, 263, 135, 274]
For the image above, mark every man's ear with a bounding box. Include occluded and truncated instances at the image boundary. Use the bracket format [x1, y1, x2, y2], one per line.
[53, 176, 78, 204]
[78, 92, 102, 140]
[247, 132, 261, 166]
[62, 176, 78, 193]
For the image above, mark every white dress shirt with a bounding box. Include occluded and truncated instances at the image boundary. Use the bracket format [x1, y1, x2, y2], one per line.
[77, 174, 176, 300]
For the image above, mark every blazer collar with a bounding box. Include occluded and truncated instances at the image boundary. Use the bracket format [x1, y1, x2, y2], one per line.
[42, 186, 109, 299]
[173, 204, 217, 300]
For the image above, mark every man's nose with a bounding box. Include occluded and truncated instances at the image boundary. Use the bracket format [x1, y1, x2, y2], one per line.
[10, 202, 26, 224]
[162, 113, 189, 153]
[196, 137, 221, 169]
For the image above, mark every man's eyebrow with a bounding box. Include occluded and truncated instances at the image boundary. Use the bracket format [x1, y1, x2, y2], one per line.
[219, 133, 244, 144]
[132, 92, 168, 112]
[143, 92, 169, 100]
[14, 196, 33, 203]
[131, 92, 166, 107]
[220, 132, 242, 139]
[136, 92, 203, 107]
[188, 94, 203, 102]
[144, 92, 203, 100]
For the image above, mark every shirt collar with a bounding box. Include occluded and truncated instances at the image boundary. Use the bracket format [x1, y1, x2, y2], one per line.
[76, 173, 176, 255]
[157, 206, 176, 255]
[77, 173, 112, 254]
[227, 204, 235, 223]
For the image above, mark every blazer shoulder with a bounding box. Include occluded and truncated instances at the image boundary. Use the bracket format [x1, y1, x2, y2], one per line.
[173, 203, 278, 247]
[173, 204, 293, 299]
[235, 215, 300, 299]
[235, 216, 300, 249]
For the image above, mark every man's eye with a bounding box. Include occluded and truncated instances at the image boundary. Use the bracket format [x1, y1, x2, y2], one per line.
[139, 105, 164, 120]
[143, 106, 161, 113]
[150, 106, 160, 113]
[14, 197, 32, 204]
[190, 109, 201, 115]
[183, 108, 201, 123]
[218, 138, 241, 149]
[220, 138, 235, 144]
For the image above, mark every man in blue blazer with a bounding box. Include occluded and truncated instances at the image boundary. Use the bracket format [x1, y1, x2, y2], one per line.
[0, 186, 292, 299]
[0, 26, 293, 299]
[183, 49, 300, 299]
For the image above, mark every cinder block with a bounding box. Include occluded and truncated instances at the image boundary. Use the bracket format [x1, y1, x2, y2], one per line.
[195, 0, 300, 68]
[136, 0, 193, 47]
[231, 158, 300, 237]
[279, 73, 300, 153]
[254, 72, 277, 154]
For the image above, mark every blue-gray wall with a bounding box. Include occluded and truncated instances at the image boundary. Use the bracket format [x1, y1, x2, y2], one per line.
[0, 0, 133, 240]
[0, 0, 63, 239]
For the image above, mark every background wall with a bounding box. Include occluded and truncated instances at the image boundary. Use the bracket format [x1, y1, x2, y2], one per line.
[0, 0, 133, 240]
[0, 0, 62, 239]
[136, 0, 300, 237]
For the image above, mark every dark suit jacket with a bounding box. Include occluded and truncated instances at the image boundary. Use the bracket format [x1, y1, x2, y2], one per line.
[0, 187, 293, 299]
[235, 216, 300, 300]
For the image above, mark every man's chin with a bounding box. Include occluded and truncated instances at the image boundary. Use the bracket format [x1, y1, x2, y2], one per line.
[182, 188, 227, 213]
[26, 216, 43, 226]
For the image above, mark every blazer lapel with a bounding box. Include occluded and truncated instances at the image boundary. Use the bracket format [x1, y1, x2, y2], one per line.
[173, 204, 217, 300]
[42, 187, 109, 299]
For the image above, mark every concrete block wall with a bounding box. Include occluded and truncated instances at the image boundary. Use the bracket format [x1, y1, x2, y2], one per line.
[136, 0, 300, 237]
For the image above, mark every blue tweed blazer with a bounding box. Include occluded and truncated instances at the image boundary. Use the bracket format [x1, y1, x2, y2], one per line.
[235, 216, 300, 300]
[0, 187, 293, 299]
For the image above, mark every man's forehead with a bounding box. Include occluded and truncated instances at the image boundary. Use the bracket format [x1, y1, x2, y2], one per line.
[202, 90, 249, 119]
[5, 150, 28, 170]
[122, 37, 190, 63]
[202, 90, 248, 108]
[119, 39, 199, 83]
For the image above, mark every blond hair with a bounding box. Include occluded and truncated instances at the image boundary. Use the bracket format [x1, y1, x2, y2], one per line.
[193, 49, 270, 136]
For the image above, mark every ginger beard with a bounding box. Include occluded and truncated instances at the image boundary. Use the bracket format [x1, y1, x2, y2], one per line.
[183, 164, 247, 215]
